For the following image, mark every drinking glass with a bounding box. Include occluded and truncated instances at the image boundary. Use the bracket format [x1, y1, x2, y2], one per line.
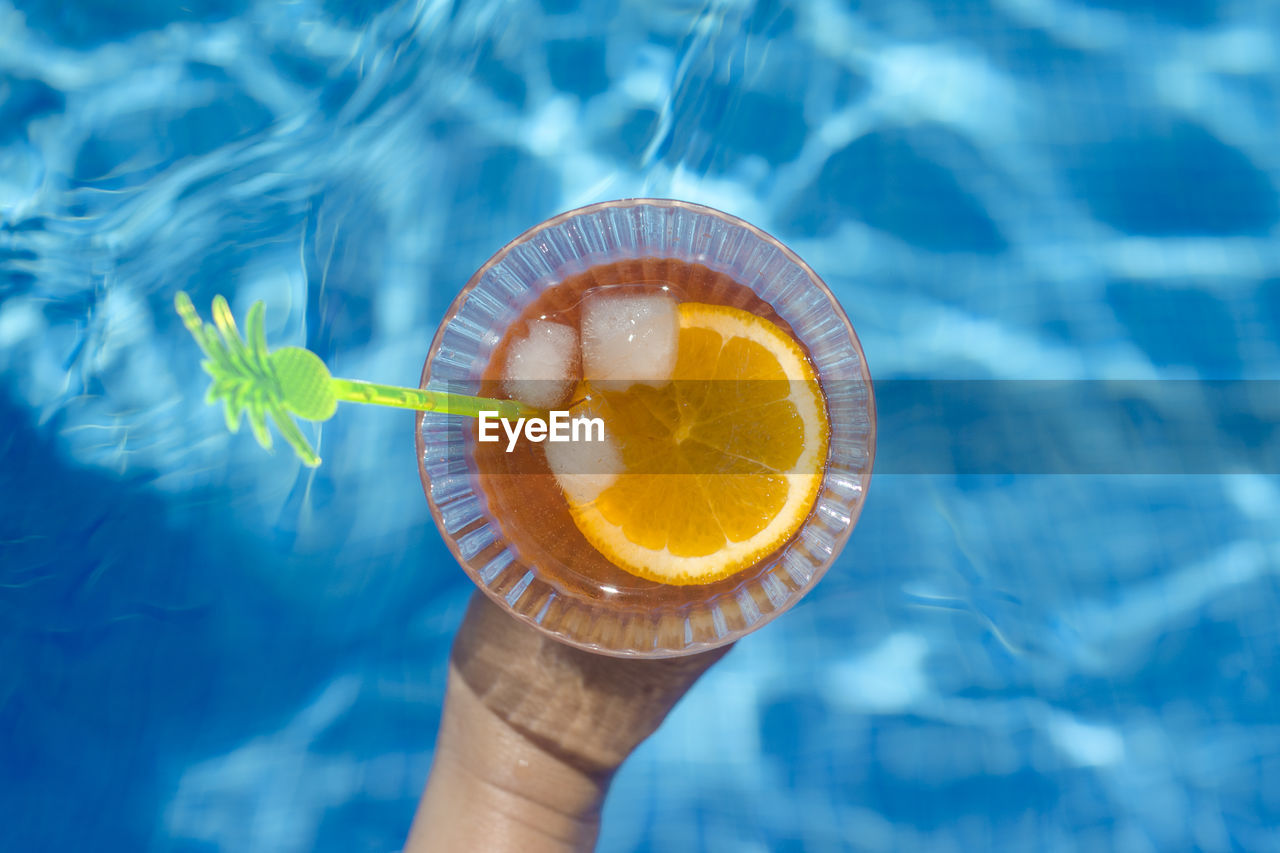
[417, 199, 875, 657]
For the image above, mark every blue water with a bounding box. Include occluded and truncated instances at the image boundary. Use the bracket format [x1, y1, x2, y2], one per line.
[3, 0, 1279, 850]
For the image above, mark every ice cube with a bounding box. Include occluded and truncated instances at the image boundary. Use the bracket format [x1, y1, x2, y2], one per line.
[580, 291, 677, 389]
[501, 320, 579, 409]
[544, 420, 622, 504]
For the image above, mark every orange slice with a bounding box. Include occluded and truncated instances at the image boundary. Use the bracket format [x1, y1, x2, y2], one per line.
[559, 303, 829, 585]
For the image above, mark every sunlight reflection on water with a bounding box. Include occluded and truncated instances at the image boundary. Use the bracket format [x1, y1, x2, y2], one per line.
[2, 0, 1279, 850]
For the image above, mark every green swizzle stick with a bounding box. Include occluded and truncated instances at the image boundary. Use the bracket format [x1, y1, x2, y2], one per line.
[176, 292, 531, 467]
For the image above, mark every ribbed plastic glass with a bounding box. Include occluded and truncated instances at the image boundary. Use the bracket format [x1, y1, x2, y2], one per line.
[416, 199, 875, 657]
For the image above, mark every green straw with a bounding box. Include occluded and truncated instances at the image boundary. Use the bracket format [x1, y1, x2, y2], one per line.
[175, 292, 533, 467]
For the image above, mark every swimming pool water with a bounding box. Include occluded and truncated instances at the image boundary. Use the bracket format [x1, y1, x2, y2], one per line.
[2, 0, 1279, 850]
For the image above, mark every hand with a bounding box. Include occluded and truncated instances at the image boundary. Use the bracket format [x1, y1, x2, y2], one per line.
[406, 591, 730, 852]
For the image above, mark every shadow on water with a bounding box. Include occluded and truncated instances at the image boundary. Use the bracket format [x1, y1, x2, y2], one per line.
[0, 389, 447, 850]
